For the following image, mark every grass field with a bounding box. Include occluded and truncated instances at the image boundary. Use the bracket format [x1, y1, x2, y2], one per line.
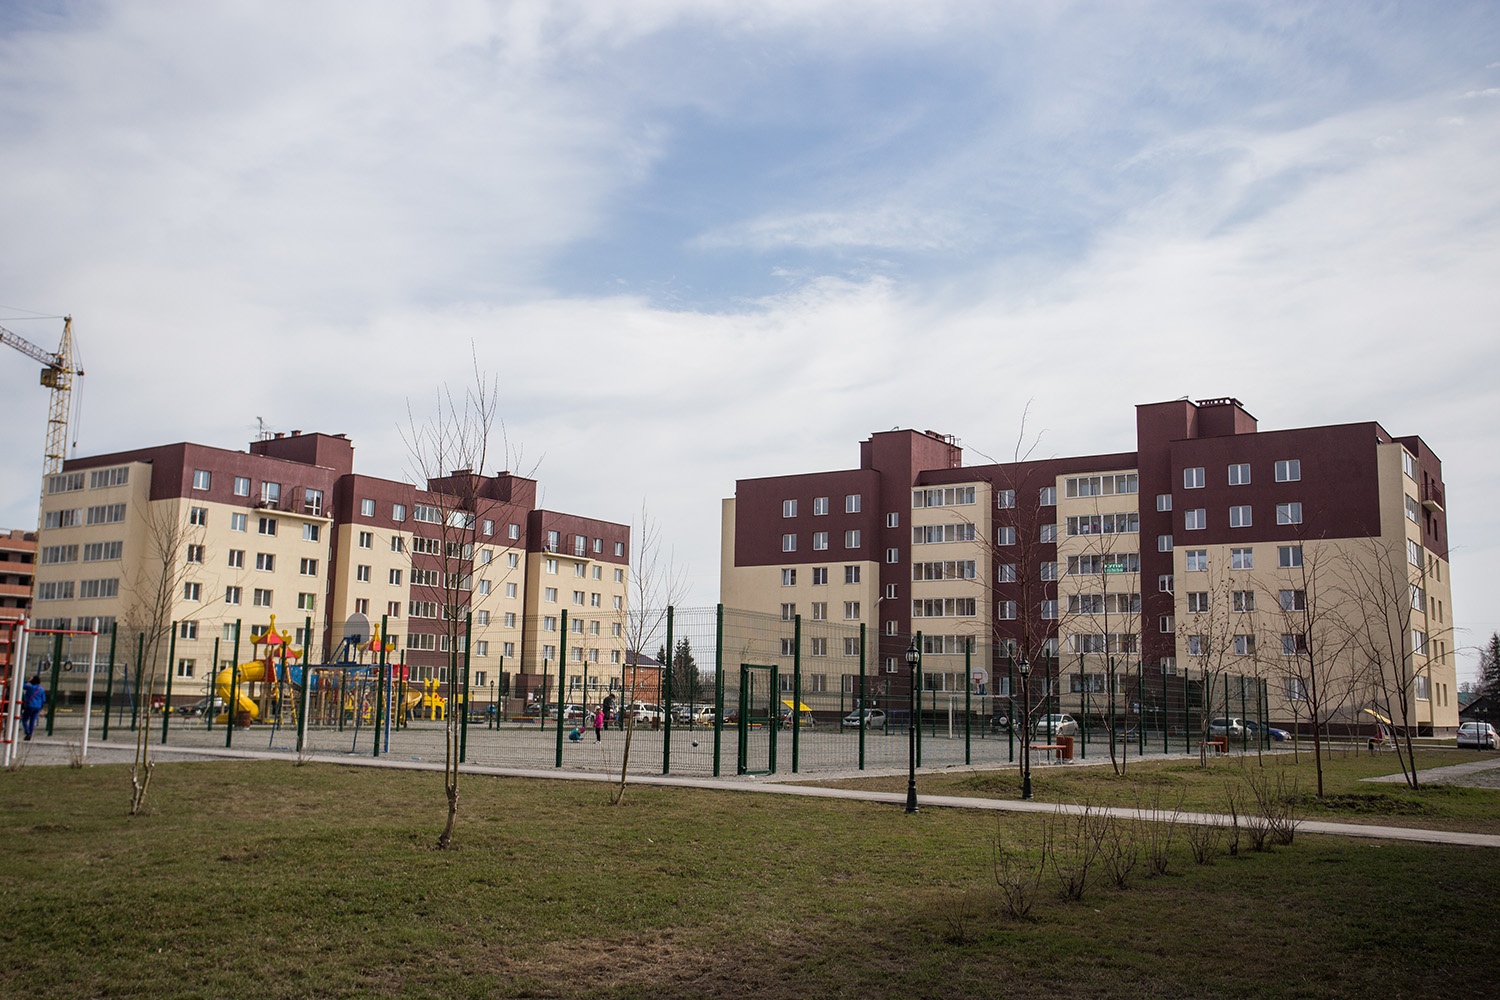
[2, 759, 1499, 999]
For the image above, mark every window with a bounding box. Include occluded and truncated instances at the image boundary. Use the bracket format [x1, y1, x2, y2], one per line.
[504, 612, 517, 628]
[40, 544, 78, 564]
[844, 530, 861, 549]
[43, 509, 81, 530]
[1232, 591, 1255, 612]
[505, 583, 518, 598]
[477, 580, 491, 596]
[1040, 600, 1057, 620]
[84, 541, 124, 562]
[1187, 636, 1208, 657]
[232, 476, 250, 496]
[46, 472, 85, 494]
[1284, 677, 1307, 701]
[1157, 535, 1173, 552]
[782, 499, 797, 518]
[79, 578, 119, 599]
[1186, 592, 1209, 614]
[230, 512, 247, 532]
[225, 586, 242, 605]
[812, 531, 828, 550]
[782, 569, 797, 586]
[1184, 509, 1206, 530]
[1230, 547, 1254, 570]
[1407, 539, 1422, 566]
[808, 637, 828, 657]
[803, 496, 825, 517]
[1227, 464, 1250, 486]
[845, 494, 862, 513]
[614, 541, 624, 556]
[997, 601, 1017, 620]
[1185, 550, 1207, 571]
[176, 658, 196, 679]
[886, 547, 900, 564]
[997, 563, 1016, 583]
[355, 564, 371, 583]
[811, 567, 827, 585]
[1229, 505, 1251, 528]
[299, 558, 318, 576]
[1065, 513, 1139, 536]
[255, 553, 275, 572]
[303, 489, 323, 516]
[844, 565, 860, 584]
[997, 526, 1017, 546]
[1064, 474, 1137, 498]
[1402, 450, 1416, 480]
[885, 583, 898, 600]
[358, 531, 373, 549]
[612, 567, 622, 582]
[572, 590, 585, 606]
[782, 534, 796, 553]
[1278, 545, 1303, 568]
[1412, 630, 1429, 657]
[179, 621, 199, 640]
[358, 498, 375, 517]
[1279, 589, 1307, 612]
[1275, 459, 1301, 482]
[88, 466, 129, 489]
[258, 481, 281, 505]
[780, 603, 796, 621]
[995, 489, 1015, 509]
[1038, 524, 1057, 543]
[1415, 674, 1430, 700]
[811, 602, 827, 621]
[913, 486, 977, 507]
[302, 523, 320, 542]
[1281, 633, 1308, 656]
[544, 587, 558, 602]
[36, 581, 74, 601]
[478, 549, 492, 566]
[1039, 561, 1057, 581]
[1156, 494, 1172, 512]
[258, 517, 277, 536]
[473, 641, 489, 658]
[1158, 575, 1173, 593]
[182, 582, 202, 602]
[387, 503, 404, 523]
[1183, 467, 1205, 489]
[1276, 502, 1302, 525]
[192, 469, 211, 490]
[387, 601, 401, 618]
[1234, 635, 1255, 656]
[389, 569, 403, 586]
[1410, 583, 1425, 611]
[298, 593, 316, 611]
[187, 506, 207, 526]
[886, 512, 900, 528]
[185, 544, 204, 564]
[545, 558, 558, 574]
[253, 588, 273, 607]
[1405, 495, 1420, 524]
[1039, 486, 1056, 506]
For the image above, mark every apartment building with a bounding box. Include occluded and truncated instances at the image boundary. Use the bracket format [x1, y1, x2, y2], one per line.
[721, 398, 1458, 734]
[30, 430, 629, 708]
[1, 529, 37, 674]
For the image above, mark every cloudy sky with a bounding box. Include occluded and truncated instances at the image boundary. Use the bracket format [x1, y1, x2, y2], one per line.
[2, 2, 1496, 678]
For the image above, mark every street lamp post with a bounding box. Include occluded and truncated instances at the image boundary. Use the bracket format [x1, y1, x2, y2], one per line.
[1018, 657, 1033, 800]
[905, 640, 921, 814]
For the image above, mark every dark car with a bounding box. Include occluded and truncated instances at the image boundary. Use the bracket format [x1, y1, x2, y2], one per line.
[1242, 720, 1290, 742]
[176, 696, 225, 718]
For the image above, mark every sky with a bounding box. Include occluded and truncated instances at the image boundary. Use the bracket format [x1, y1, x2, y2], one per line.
[1, 1, 1497, 680]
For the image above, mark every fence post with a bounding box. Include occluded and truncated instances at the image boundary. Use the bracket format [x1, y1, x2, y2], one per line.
[161, 624, 177, 743]
[662, 605, 672, 775]
[102, 622, 118, 742]
[858, 622, 867, 771]
[791, 613, 801, 774]
[713, 604, 724, 778]
[964, 637, 971, 765]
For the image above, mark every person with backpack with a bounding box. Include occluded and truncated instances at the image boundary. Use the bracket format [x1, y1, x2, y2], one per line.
[21, 675, 46, 740]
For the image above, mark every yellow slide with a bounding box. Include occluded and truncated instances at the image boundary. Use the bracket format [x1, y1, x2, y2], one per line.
[214, 659, 270, 724]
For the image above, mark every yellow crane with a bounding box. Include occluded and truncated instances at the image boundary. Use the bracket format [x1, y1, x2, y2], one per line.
[0, 315, 83, 498]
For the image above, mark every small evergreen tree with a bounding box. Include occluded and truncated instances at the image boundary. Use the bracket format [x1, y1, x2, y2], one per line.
[1480, 632, 1500, 696]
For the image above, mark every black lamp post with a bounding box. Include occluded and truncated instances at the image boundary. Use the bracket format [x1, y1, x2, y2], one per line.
[905, 640, 921, 814]
[1017, 657, 1033, 800]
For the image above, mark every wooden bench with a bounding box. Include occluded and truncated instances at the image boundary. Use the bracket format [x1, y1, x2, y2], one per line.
[1200, 738, 1228, 755]
[1030, 743, 1066, 762]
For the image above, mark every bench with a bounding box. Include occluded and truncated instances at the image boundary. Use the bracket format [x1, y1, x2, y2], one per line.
[1030, 743, 1066, 762]
[1200, 738, 1228, 755]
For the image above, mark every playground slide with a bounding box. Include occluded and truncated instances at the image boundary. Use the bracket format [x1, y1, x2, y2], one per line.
[214, 660, 270, 724]
[403, 689, 424, 714]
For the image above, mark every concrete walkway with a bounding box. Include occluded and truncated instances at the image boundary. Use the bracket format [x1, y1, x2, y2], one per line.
[12, 736, 1500, 849]
[1363, 753, 1500, 788]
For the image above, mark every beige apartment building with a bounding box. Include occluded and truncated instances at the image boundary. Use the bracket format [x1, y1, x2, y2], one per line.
[29, 431, 629, 711]
[722, 399, 1458, 736]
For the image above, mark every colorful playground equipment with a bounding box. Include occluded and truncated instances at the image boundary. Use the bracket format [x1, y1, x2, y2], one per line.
[210, 617, 443, 729]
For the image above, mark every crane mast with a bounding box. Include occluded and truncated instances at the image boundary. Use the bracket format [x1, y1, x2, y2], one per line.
[0, 315, 82, 505]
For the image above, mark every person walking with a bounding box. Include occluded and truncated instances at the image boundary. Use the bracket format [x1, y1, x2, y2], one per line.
[593, 706, 605, 741]
[21, 675, 46, 740]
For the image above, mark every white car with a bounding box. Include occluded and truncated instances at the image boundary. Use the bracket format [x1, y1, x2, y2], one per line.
[1028, 714, 1078, 738]
[841, 708, 886, 729]
[1457, 721, 1499, 750]
[628, 702, 664, 727]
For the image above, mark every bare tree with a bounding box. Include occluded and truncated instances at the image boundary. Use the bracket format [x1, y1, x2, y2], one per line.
[403, 360, 519, 850]
[123, 504, 198, 815]
[610, 502, 686, 805]
[1261, 539, 1360, 798]
[1177, 561, 1252, 764]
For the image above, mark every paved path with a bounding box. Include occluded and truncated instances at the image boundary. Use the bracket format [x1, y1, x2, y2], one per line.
[11, 736, 1500, 849]
[1363, 753, 1500, 789]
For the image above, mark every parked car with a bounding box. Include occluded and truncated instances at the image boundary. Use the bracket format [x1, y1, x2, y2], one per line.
[628, 702, 664, 727]
[1208, 717, 1246, 738]
[545, 703, 585, 721]
[1242, 720, 1290, 742]
[686, 706, 716, 726]
[1027, 714, 1078, 739]
[841, 708, 887, 729]
[176, 696, 225, 718]
[1457, 721, 1499, 750]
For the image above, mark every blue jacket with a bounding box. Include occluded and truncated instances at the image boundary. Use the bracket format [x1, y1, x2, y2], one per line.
[22, 682, 45, 711]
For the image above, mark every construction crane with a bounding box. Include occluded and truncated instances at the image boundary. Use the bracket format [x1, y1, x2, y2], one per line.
[0, 315, 83, 492]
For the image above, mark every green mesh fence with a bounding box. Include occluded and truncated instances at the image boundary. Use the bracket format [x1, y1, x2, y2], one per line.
[21, 612, 1281, 774]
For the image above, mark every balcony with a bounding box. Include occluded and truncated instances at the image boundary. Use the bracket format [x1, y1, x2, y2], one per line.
[1422, 484, 1444, 512]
